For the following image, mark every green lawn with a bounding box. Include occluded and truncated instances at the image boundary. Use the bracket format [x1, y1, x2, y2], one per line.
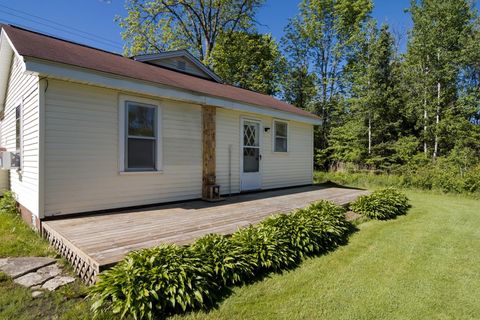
[177, 191, 480, 320]
[1, 191, 479, 319]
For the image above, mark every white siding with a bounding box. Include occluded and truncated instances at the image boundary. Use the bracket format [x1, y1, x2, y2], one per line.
[216, 109, 313, 194]
[0, 56, 40, 215]
[44, 80, 202, 216]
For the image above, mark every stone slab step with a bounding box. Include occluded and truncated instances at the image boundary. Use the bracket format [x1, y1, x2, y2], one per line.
[0, 257, 56, 279]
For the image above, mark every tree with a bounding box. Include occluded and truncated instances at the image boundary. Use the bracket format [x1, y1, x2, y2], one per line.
[117, 0, 264, 61]
[406, 0, 475, 159]
[283, 0, 373, 149]
[281, 18, 317, 110]
[209, 31, 285, 95]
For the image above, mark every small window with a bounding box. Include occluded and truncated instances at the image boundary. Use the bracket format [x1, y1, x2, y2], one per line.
[15, 104, 22, 169]
[273, 120, 288, 153]
[125, 102, 157, 171]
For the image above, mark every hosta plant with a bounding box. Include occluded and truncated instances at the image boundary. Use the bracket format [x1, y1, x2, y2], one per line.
[350, 188, 410, 220]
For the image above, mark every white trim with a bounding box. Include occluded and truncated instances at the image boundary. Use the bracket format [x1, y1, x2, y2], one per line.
[38, 79, 46, 219]
[14, 97, 23, 172]
[23, 58, 322, 125]
[118, 94, 163, 173]
[272, 119, 289, 153]
[240, 117, 263, 191]
[134, 49, 223, 83]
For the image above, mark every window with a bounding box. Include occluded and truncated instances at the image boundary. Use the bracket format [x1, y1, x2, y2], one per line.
[273, 120, 288, 152]
[15, 104, 22, 169]
[125, 101, 158, 171]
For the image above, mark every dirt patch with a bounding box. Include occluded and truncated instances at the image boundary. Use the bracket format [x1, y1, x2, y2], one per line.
[345, 211, 362, 222]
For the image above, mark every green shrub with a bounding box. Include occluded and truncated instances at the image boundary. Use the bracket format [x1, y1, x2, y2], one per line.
[350, 188, 410, 220]
[190, 233, 256, 285]
[0, 191, 18, 215]
[90, 244, 215, 319]
[90, 200, 350, 319]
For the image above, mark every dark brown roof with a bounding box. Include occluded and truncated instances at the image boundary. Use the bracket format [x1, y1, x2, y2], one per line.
[2, 25, 319, 121]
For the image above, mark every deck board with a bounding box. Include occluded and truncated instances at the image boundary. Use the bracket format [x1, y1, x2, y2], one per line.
[42, 185, 368, 283]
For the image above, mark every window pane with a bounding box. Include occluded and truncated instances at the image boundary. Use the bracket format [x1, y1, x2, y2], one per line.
[127, 138, 155, 170]
[243, 122, 259, 147]
[275, 137, 287, 152]
[128, 104, 155, 137]
[243, 147, 259, 172]
[275, 122, 287, 137]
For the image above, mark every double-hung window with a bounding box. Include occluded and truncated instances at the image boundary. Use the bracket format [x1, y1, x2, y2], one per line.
[273, 120, 288, 153]
[123, 100, 161, 171]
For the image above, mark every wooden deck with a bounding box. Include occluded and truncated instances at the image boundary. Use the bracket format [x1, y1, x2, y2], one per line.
[42, 185, 368, 284]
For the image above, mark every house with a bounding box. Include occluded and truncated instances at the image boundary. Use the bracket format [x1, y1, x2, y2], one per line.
[0, 24, 321, 230]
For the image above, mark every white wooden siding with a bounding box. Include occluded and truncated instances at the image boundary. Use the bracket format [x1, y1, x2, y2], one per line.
[0, 55, 40, 215]
[44, 80, 202, 216]
[216, 109, 313, 194]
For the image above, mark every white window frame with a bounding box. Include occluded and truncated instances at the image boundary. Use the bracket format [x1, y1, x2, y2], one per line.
[15, 98, 23, 171]
[272, 119, 288, 153]
[118, 95, 163, 173]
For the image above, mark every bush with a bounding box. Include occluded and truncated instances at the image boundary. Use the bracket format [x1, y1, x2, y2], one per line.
[350, 188, 410, 220]
[90, 245, 215, 319]
[0, 191, 18, 215]
[90, 200, 350, 319]
[189, 233, 256, 286]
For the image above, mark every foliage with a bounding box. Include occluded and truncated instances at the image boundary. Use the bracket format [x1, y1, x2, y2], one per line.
[189, 233, 256, 286]
[0, 191, 19, 215]
[90, 201, 350, 319]
[281, 0, 373, 148]
[209, 31, 284, 95]
[90, 245, 215, 319]
[117, 0, 264, 61]
[350, 188, 409, 220]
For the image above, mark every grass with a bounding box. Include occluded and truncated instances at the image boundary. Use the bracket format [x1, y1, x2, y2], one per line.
[0, 211, 53, 257]
[176, 191, 480, 320]
[0, 211, 114, 320]
[1, 190, 479, 319]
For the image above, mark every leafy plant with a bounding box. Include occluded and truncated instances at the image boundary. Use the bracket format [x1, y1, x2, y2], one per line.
[350, 188, 410, 220]
[90, 200, 351, 319]
[189, 233, 256, 286]
[90, 244, 215, 319]
[0, 191, 18, 215]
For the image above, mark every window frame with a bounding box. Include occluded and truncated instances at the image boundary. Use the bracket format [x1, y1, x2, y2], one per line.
[272, 119, 288, 153]
[119, 95, 163, 173]
[15, 100, 23, 171]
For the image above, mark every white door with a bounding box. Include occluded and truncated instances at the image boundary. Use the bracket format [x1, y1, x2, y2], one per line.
[241, 119, 262, 191]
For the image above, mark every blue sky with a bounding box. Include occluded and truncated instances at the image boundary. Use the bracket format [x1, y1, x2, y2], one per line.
[0, 0, 477, 54]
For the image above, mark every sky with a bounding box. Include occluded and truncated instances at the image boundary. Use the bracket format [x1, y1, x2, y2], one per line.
[0, 0, 477, 54]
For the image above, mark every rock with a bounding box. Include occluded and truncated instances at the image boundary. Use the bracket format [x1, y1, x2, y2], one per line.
[0, 257, 56, 278]
[31, 290, 44, 298]
[0, 258, 8, 267]
[42, 276, 75, 291]
[13, 264, 62, 288]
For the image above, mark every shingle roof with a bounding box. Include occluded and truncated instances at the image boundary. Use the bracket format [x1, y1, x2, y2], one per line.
[2, 25, 320, 121]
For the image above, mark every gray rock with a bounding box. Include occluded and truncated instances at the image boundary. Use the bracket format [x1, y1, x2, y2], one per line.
[0, 257, 55, 278]
[42, 276, 75, 291]
[0, 258, 8, 267]
[13, 264, 62, 288]
[31, 290, 44, 298]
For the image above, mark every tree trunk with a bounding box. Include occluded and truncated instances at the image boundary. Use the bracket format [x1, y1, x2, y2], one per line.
[423, 87, 428, 155]
[368, 115, 372, 155]
[433, 81, 440, 159]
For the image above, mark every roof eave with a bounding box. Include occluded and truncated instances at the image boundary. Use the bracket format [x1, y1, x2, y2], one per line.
[24, 57, 322, 125]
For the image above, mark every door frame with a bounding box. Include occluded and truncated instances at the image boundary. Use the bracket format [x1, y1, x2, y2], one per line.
[240, 117, 263, 191]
